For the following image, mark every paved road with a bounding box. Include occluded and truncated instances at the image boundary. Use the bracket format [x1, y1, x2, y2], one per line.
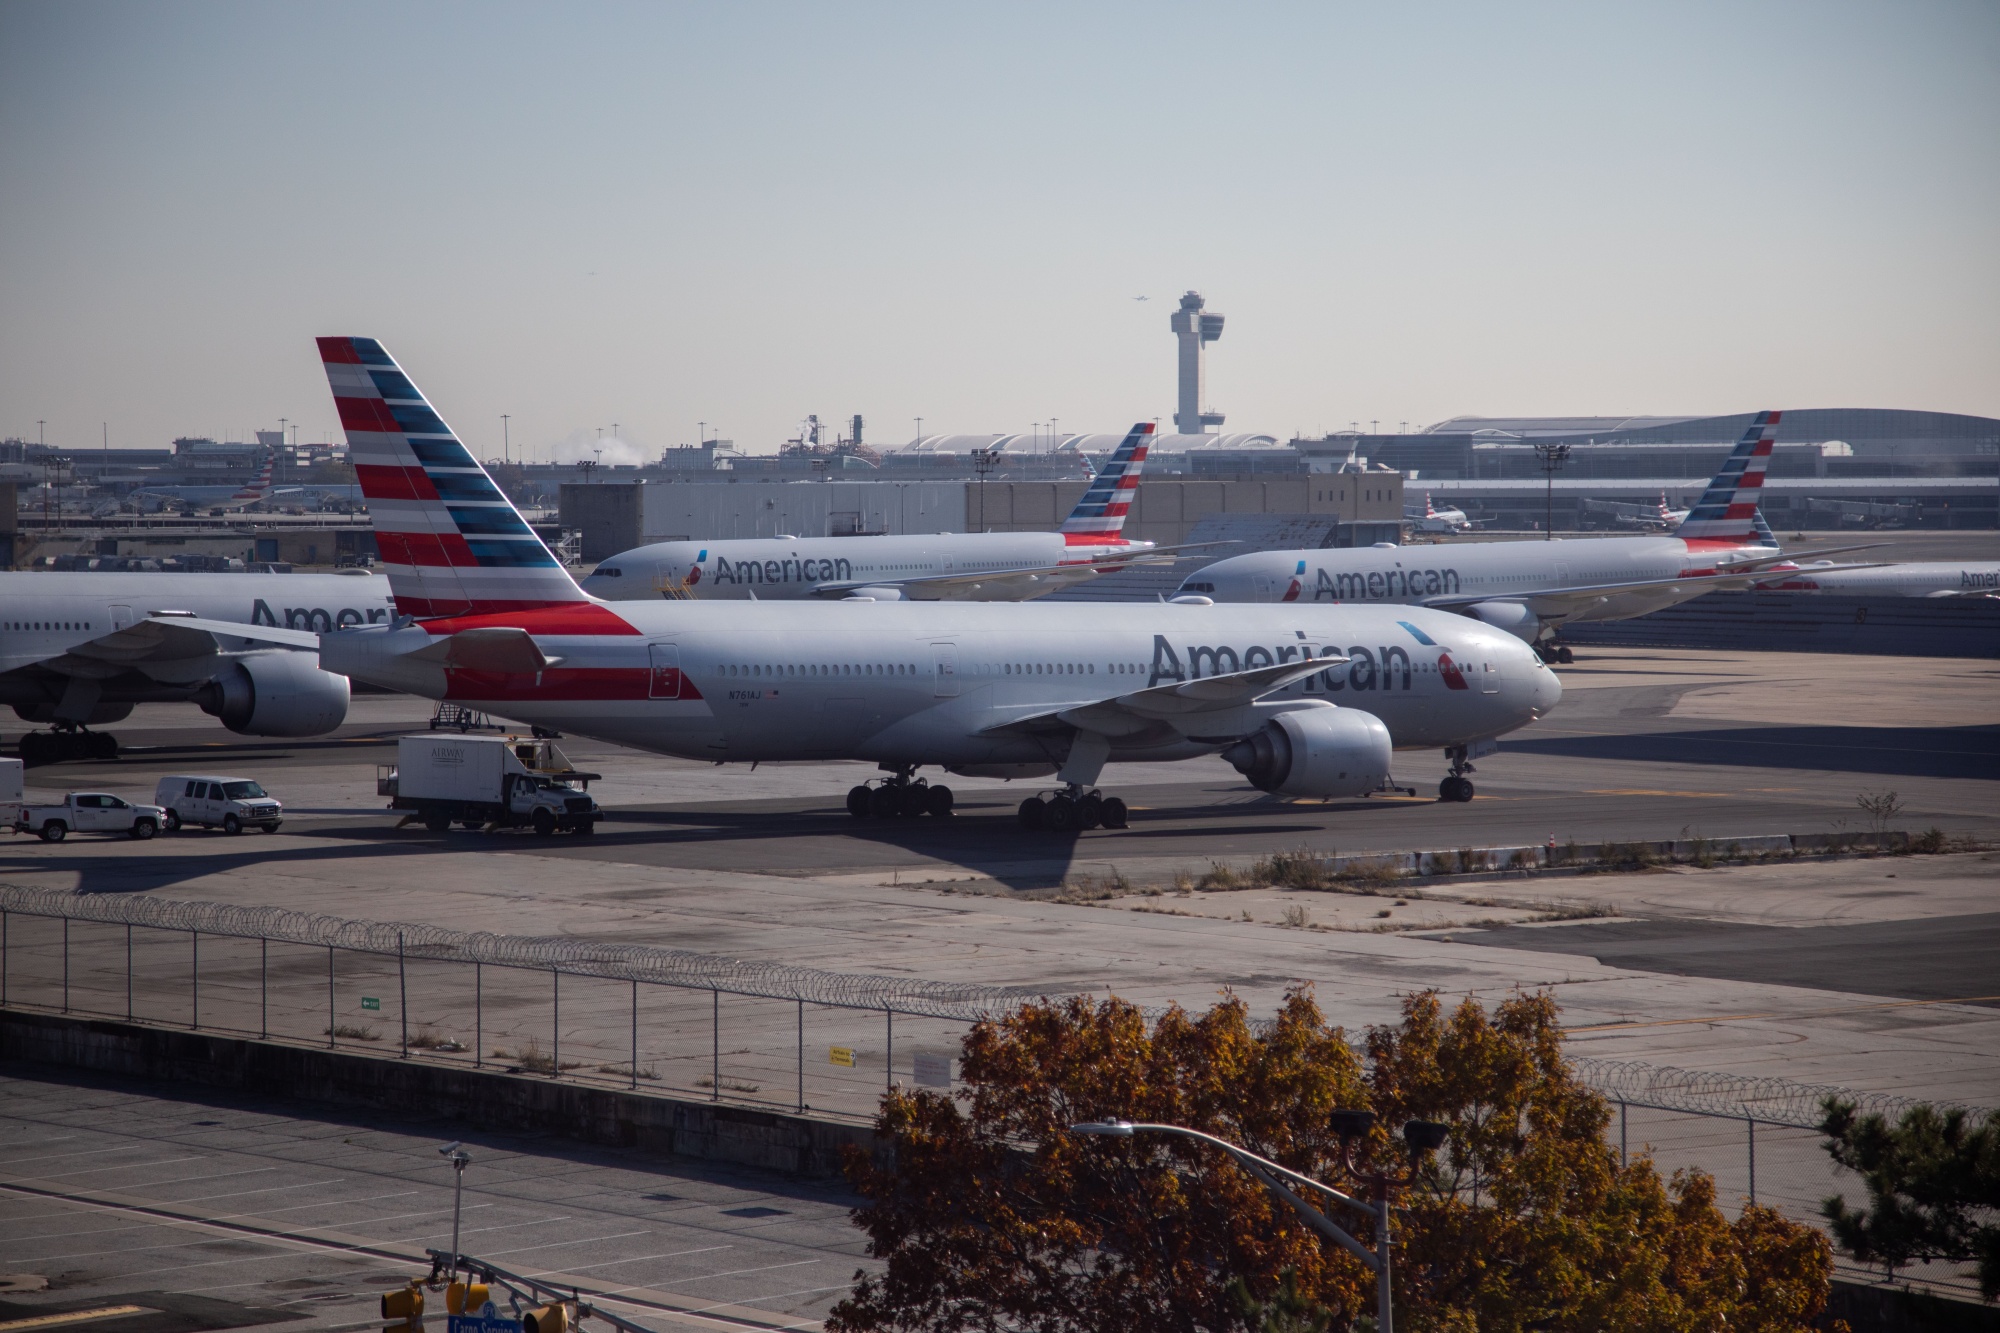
[0, 1067, 869, 1331]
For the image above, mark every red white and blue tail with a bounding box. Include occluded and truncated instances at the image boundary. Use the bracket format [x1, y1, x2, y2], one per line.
[1060, 422, 1153, 544]
[317, 337, 588, 618]
[1674, 410, 1779, 542]
[231, 451, 276, 501]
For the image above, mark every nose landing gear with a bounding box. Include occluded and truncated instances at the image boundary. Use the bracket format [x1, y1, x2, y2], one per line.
[1439, 745, 1478, 802]
[846, 765, 954, 819]
[1017, 785, 1128, 831]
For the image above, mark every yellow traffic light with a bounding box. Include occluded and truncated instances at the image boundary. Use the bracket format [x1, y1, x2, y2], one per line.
[445, 1282, 490, 1315]
[523, 1305, 568, 1333]
[380, 1284, 424, 1321]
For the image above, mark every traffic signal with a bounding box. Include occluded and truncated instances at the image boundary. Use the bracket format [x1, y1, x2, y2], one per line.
[446, 1282, 490, 1315]
[380, 1283, 424, 1322]
[523, 1305, 568, 1333]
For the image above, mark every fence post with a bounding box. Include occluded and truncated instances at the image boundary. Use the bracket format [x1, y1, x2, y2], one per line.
[62, 917, 69, 1013]
[711, 989, 719, 1102]
[398, 932, 408, 1059]
[1747, 1115, 1756, 1206]
[797, 999, 804, 1113]
[190, 929, 198, 1030]
[474, 962, 482, 1069]
[2, 908, 8, 1005]
[125, 923, 133, 1020]
[886, 1008, 894, 1093]
[1619, 1100, 1627, 1167]
[629, 980, 637, 1090]
[551, 967, 560, 1079]
[327, 944, 335, 1048]
[259, 936, 267, 1039]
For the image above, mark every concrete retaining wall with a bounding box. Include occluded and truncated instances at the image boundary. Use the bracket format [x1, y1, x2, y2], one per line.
[1316, 831, 1907, 882]
[0, 1009, 880, 1179]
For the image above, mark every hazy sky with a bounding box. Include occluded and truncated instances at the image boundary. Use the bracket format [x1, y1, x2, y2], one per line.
[2, 2, 1995, 460]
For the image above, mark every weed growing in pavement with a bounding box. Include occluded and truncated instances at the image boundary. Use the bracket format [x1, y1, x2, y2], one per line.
[598, 1063, 661, 1080]
[493, 1038, 581, 1074]
[696, 1076, 762, 1094]
[1280, 903, 1311, 929]
[1856, 789, 1904, 835]
[408, 1028, 466, 1052]
[323, 1023, 379, 1041]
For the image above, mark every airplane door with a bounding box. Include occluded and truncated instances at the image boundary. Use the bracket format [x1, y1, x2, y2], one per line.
[647, 643, 684, 699]
[109, 604, 132, 631]
[1481, 656, 1501, 693]
[931, 643, 959, 698]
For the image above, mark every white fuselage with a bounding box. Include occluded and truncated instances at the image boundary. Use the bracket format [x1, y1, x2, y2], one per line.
[582, 532, 1151, 601]
[320, 600, 1560, 770]
[1751, 562, 2000, 598]
[1181, 535, 1768, 623]
[0, 570, 396, 673]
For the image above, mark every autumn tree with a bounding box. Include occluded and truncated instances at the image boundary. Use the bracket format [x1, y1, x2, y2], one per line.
[828, 988, 1836, 1333]
[1820, 1097, 2000, 1298]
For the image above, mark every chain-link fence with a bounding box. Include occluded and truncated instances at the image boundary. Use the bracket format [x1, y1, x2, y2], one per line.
[1, 885, 1991, 1299]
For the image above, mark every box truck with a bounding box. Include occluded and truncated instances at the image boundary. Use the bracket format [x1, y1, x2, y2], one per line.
[378, 736, 601, 836]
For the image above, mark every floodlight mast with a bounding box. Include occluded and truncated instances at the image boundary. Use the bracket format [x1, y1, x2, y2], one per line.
[438, 1142, 472, 1281]
[1071, 1115, 1447, 1333]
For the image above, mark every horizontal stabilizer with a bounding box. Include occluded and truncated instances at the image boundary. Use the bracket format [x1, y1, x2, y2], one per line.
[404, 627, 563, 674]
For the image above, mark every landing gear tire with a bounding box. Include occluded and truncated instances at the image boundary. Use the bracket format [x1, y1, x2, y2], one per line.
[1100, 796, 1129, 829]
[1017, 796, 1046, 829]
[898, 785, 929, 819]
[88, 732, 117, 760]
[869, 785, 902, 819]
[1045, 795, 1078, 832]
[846, 785, 871, 818]
[1556, 646, 1574, 664]
[531, 808, 556, 837]
[1078, 793, 1104, 831]
[1439, 775, 1475, 803]
[925, 784, 954, 817]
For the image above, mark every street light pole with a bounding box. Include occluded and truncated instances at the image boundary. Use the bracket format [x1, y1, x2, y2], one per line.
[1532, 442, 1572, 539]
[437, 1142, 471, 1280]
[1072, 1114, 1446, 1332]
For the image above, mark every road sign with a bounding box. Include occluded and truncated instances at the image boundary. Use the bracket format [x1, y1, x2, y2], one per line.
[828, 1046, 854, 1067]
[361, 996, 381, 1011]
[914, 1052, 951, 1087]
[449, 1309, 521, 1333]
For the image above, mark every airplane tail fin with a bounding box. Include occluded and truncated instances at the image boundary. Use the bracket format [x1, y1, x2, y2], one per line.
[232, 451, 277, 500]
[1060, 422, 1154, 543]
[317, 337, 588, 617]
[1674, 410, 1779, 542]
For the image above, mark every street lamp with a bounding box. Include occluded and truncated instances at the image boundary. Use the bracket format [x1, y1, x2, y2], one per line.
[437, 1141, 471, 1280]
[1072, 1112, 1448, 1333]
[972, 446, 1000, 532]
[1532, 442, 1572, 539]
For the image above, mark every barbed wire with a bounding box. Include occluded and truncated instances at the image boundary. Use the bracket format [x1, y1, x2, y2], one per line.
[0, 885, 1042, 1021]
[1567, 1056, 1972, 1129]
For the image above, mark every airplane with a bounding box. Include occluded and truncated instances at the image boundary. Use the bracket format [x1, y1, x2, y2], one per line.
[191, 336, 1563, 813]
[1404, 493, 1483, 534]
[1173, 412, 1885, 662]
[581, 424, 1216, 603]
[1749, 561, 2000, 598]
[0, 569, 391, 763]
[128, 451, 297, 513]
[1611, 492, 1692, 532]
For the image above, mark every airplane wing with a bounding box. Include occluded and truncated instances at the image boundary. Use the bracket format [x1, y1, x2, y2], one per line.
[135, 614, 321, 648]
[1711, 542, 1889, 571]
[979, 654, 1347, 743]
[1419, 563, 1890, 620]
[4, 614, 313, 685]
[806, 542, 1235, 601]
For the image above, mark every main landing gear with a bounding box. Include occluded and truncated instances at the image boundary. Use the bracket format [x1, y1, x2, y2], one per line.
[1438, 744, 1478, 803]
[1536, 642, 1574, 665]
[847, 766, 954, 820]
[1017, 785, 1128, 832]
[18, 727, 118, 766]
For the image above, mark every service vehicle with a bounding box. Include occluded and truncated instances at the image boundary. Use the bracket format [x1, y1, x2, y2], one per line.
[153, 774, 284, 833]
[14, 791, 165, 842]
[378, 734, 601, 836]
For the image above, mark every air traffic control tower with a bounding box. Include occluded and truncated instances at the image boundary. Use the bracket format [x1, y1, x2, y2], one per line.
[1171, 290, 1227, 435]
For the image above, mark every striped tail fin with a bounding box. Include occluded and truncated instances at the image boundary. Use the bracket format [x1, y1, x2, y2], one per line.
[1674, 410, 1779, 542]
[317, 337, 588, 617]
[1060, 422, 1153, 544]
[231, 451, 276, 501]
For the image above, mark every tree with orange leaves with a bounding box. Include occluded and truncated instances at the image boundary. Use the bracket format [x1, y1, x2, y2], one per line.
[828, 988, 1836, 1333]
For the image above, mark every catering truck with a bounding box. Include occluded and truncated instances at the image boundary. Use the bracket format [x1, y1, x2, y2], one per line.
[378, 735, 601, 836]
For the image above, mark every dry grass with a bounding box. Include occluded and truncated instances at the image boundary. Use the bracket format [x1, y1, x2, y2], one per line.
[323, 1023, 379, 1041]
[408, 1028, 466, 1052]
[696, 1076, 761, 1094]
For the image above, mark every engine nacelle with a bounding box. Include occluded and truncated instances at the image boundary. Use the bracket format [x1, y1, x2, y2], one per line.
[197, 651, 351, 737]
[842, 586, 906, 601]
[1221, 706, 1392, 799]
[1462, 600, 1541, 642]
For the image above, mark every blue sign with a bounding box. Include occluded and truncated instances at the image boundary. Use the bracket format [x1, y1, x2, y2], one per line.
[450, 1309, 521, 1333]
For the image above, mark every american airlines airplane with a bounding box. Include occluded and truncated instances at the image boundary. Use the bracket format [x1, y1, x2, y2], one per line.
[1751, 561, 2000, 598]
[128, 451, 297, 513]
[1404, 493, 1481, 534]
[0, 570, 385, 762]
[180, 337, 1561, 819]
[581, 426, 1193, 602]
[1176, 413, 1878, 661]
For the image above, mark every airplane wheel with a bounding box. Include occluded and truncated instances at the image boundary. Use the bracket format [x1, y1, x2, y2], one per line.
[898, 785, 929, 818]
[88, 733, 118, 760]
[1100, 797, 1129, 830]
[1078, 794, 1104, 830]
[846, 785, 872, 818]
[1045, 795, 1078, 832]
[925, 784, 954, 817]
[870, 786, 902, 819]
[1017, 797, 1046, 829]
[18, 733, 45, 766]
[1556, 647, 1574, 664]
[1457, 779, 1476, 801]
[1439, 776, 1475, 803]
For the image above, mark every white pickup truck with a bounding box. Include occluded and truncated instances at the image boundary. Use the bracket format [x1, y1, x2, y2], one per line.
[14, 792, 166, 842]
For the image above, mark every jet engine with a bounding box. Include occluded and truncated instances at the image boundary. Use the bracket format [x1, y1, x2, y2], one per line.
[1462, 600, 1541, 643]
[1221, 706, 1392, 799]
[197, 650, 351, 737]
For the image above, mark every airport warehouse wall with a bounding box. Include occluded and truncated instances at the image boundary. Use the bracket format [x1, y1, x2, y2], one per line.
[0, 1008, 880, 1179]
[561, 475, 1406, 552]
[1560, 593, 2000, 658]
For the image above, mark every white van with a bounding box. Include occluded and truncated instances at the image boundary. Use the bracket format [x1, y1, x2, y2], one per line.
[154, 775, 284, 834]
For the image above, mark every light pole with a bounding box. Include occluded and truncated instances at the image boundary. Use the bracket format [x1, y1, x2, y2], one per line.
[972, 446, 1000, 532]
[1532, 442, 1571, 539]
[1072, 1112, 1447, 1333]
[437, 1141, 471, 1280]
[502, 415, 511, 467]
